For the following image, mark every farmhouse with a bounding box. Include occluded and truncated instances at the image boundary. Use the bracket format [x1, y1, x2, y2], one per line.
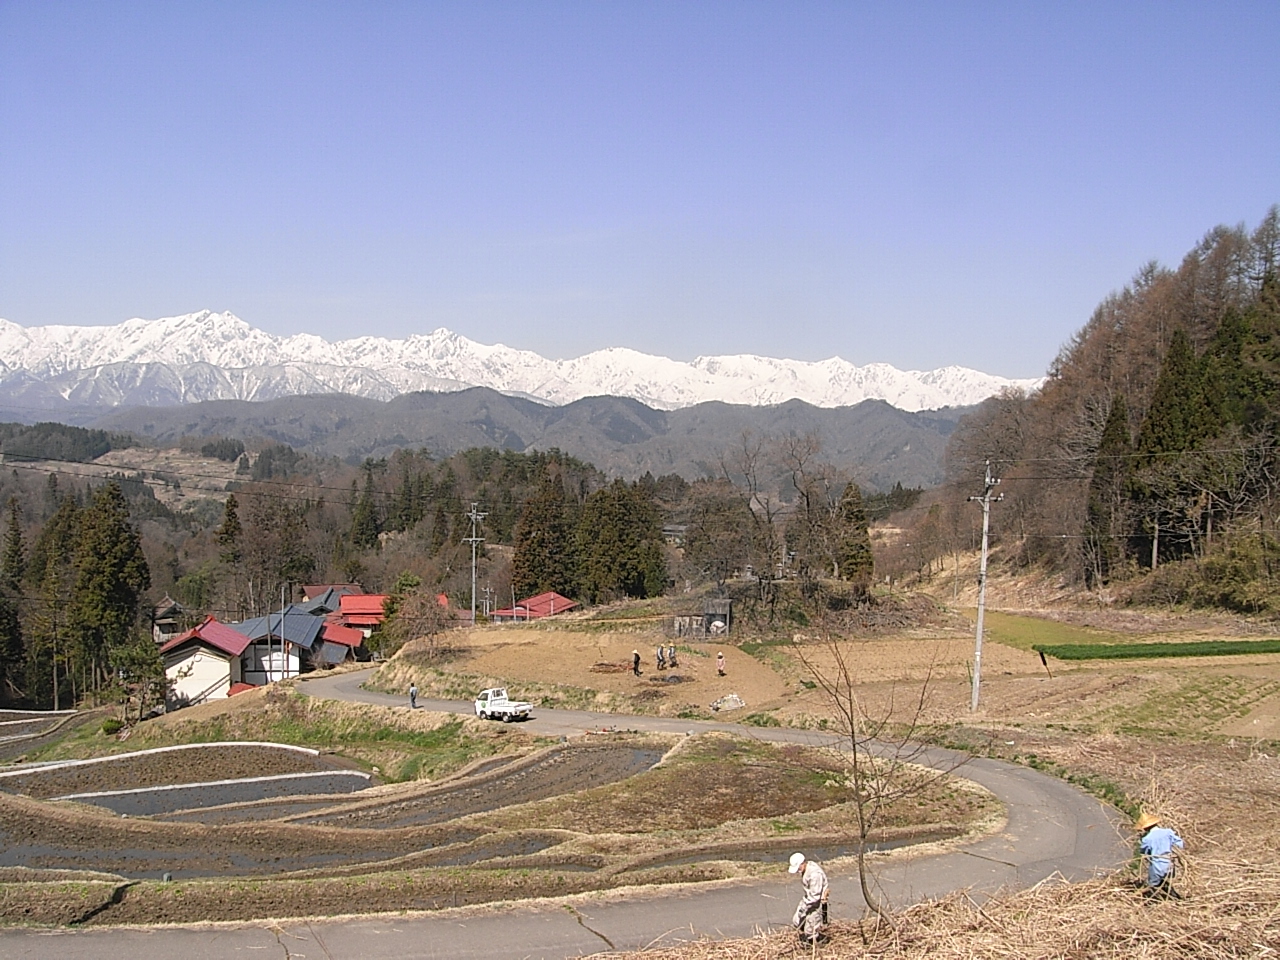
[336, 593, 390, 638]
[151, 595, 187, 646]
[232, 607, 326, 684]
[491, 591, 579, 622]
[160, 616, 253, 707]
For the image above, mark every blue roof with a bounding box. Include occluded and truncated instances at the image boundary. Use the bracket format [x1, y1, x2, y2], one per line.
[319, 641, 351, 664]
[231, 606, 325, 650]
[299, 588, 344, 615]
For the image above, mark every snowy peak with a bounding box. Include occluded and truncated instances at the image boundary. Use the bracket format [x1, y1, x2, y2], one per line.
[0, 311, 1042, 412]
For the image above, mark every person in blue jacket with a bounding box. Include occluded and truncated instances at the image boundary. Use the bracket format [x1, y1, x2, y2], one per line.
[1136, 811, 1184, 899]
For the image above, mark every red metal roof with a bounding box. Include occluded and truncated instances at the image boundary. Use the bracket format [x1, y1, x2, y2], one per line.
[320, 621, 366, 647]
[227, 682, 256, 696]
[159, 616, 252, 658]
[492, 591, 579, 620]
[339, 594, 389, 618]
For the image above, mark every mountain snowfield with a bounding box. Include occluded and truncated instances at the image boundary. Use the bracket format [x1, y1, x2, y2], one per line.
[0, 310, 1043, 412]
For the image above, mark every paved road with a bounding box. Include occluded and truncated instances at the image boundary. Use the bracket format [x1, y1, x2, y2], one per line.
[0, 669, 1129, 959]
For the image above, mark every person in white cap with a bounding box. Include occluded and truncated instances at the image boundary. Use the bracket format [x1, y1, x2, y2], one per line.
[788, 851, 828, 942]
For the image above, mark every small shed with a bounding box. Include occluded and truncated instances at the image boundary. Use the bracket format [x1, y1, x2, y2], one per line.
[670, 599, 733, 639]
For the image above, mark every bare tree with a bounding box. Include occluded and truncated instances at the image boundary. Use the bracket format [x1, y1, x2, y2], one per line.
[793, 588, 963, 932]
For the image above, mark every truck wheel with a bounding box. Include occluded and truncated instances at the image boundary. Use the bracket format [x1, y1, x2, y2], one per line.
[502, 713, 512, 723]
[479, 711, 488, 721]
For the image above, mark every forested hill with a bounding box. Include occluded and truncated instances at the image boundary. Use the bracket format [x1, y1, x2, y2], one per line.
[938, 206, 1280, 610]
[92, 391, 969, 492]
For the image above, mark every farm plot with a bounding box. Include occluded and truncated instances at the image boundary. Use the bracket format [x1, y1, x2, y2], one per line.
[0, 732, 996, 925]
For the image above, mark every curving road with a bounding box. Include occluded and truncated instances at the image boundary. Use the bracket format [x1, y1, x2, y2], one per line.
[0, 668, 1128, 959]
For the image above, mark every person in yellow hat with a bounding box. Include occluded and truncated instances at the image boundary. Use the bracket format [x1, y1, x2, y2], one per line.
[1135, 811, 1183, 899]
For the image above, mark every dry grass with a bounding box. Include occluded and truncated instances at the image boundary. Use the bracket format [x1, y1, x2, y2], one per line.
[601, 871, 1277, 959]
[596, 728, 1280, 959]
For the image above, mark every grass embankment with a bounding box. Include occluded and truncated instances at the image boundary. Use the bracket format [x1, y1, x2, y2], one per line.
[23, 686, 502, 783]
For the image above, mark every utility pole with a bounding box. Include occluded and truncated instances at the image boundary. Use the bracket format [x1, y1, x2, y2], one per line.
[969, 459, 1002, 712]
[463, 503, 487, 627]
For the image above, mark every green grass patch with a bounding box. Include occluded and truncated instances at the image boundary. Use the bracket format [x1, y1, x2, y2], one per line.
[975, 610, 1124, 651]
[1035, 639, 1280, 660]
[742, 712, 781, 727]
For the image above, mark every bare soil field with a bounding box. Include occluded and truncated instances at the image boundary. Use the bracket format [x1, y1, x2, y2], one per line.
[0, 727, 992, 925]
[374, 626, 795, 716]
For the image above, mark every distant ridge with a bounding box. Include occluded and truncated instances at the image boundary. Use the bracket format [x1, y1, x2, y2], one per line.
[94, 388, 970, 491]
[0, 310, 1042, 414]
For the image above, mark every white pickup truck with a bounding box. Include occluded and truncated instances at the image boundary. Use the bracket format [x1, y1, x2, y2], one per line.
[473, 687, 533, 722]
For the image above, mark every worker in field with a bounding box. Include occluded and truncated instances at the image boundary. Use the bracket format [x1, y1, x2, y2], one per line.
[632, 649, 641, 677]
[1136, 811, 1184, 899]
[788, 851, 829, 943]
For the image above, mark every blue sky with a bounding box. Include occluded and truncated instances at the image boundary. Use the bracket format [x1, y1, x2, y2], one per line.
[1, 2, 1277, 377]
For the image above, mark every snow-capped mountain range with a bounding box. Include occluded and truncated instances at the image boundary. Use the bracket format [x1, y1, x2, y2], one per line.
[0, 310, 1043, 412]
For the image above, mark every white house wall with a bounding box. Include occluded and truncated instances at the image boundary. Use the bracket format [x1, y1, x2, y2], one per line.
[241, 641, 302, 686]
[165, 648, 233, 705]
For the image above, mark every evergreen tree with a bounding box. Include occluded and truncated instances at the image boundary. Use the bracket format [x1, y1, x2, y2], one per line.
[575, 480, 665, 603]
[1084, 395, 1131, 586]
[350, 470, 382, 550]
[1137, 329, 1212, 456]
[68, 482, 150, 693]
[216, 493, 242, 564]
[0, 595, 23, 706]
[1200, 309, 1253, 427]
[834, 482, 874, 584]
[430, 501, 450, 554]
[241, 493, 316, 613]
[27, 495, 80, 708]
[511, 475, 577, 599]
[1241, 271, 1280, 423]
[2, 497, 25, 591]
[1133, 331, 1216, 567]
